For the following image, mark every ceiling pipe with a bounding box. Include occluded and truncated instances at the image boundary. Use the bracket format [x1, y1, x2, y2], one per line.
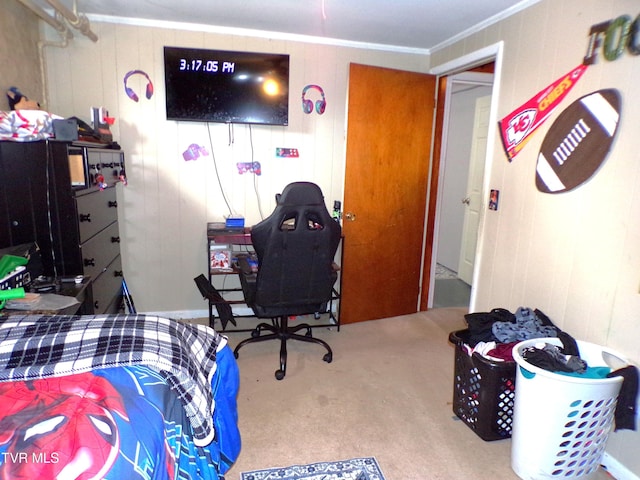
[18, 0, 72, 38]
[18, 0, 73, 109]
[44, 0, 98, 42]
[37, 34, 71, 110]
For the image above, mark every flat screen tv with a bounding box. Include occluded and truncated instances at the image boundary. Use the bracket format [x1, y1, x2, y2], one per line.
[163, 46, 289, 126]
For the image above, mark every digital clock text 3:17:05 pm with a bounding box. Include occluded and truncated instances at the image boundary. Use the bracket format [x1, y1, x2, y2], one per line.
[178, 59, 236, 73]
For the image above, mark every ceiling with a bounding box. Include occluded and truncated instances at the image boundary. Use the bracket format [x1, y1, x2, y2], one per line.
[39, 0, 538, 52]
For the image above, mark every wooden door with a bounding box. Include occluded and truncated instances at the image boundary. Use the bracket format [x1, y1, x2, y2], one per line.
[340, 64, 436, 324]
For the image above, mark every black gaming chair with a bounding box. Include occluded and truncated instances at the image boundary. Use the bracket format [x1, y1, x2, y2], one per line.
[234, 182, 341, 380]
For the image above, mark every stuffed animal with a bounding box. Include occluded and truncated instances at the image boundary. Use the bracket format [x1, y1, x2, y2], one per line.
[6, 86, 40, 110]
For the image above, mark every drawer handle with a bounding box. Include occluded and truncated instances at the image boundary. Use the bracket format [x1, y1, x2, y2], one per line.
[108, 201, 118, 208]
[79, 213, 91, 222]
[94, 300, 100, 310]
[114, 270, 123, 277]
[84, 258, 96, 267]
[111, 236, 121, 243]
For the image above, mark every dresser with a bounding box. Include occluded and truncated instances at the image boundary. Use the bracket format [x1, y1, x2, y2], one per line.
[0, 140, 126, 314]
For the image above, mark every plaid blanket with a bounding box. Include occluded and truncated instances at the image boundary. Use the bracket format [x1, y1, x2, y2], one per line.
[0, 314, 226, 447]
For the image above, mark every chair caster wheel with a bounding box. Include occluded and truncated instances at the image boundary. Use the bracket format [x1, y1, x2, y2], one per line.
[275, 369, 285, 380]
[323, 353, 332, 363]
[251, 329, 260, 338]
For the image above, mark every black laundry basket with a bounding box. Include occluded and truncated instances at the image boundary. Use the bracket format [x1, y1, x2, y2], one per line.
[449, 329, 516, 441]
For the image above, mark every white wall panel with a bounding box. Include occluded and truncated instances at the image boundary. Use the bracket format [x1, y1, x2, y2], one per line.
[42, 21, 428, 312]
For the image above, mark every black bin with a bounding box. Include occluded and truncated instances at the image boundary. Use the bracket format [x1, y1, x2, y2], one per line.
[449, 329, 516, 441]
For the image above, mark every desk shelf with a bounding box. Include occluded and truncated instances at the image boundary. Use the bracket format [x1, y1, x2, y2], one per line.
[206, 227, 341, 333]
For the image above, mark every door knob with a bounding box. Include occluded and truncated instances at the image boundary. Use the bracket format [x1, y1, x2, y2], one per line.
[461, 197, 470, 205]
[344, 212, 356, 221]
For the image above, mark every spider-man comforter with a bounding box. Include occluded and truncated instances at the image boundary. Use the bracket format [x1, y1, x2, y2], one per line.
[0, 314, 241, 480]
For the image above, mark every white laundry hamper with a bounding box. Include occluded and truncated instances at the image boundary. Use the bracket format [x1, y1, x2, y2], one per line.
[511, 337, 626, 480]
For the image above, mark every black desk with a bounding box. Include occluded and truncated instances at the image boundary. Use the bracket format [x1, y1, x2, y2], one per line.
[0, 277, 93, 317]
[206, 228, 341, 332]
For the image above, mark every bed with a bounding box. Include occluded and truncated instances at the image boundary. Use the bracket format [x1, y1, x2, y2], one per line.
[0, 110, 59, 142]
[0, 313, 241, 480]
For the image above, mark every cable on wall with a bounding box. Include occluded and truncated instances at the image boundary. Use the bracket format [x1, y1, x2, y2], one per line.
[248, 125, 265, 220]
[228, 123, 234, 146]
[205, 123, 265, 221]
[206, 123, 234, 218]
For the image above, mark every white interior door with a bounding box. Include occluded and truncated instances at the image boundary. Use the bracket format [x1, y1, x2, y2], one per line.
[457, 94, 491, 284]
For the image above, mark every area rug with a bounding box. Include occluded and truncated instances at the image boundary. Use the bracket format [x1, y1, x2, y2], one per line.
[239, 457, 386, 480]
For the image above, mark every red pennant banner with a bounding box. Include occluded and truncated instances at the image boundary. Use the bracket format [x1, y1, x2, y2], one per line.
[499, 64, 588, 161]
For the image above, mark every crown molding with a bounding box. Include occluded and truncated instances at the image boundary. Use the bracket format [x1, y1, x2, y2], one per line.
[430, 0, 541, 53]
[86, 14, 431, 56]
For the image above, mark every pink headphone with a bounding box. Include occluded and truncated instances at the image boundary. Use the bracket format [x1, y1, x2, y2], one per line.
[124, 70, 154, 102]
[301, 85, 326, 115]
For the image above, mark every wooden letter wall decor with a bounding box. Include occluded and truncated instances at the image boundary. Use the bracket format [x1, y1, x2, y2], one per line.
[584, 14, 640, 64]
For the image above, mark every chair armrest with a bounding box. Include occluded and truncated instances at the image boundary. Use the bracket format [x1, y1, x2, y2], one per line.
[236, 255, 257, 307]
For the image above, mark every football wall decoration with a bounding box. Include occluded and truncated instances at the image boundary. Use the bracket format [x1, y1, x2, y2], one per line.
[535, 89, 621, 194]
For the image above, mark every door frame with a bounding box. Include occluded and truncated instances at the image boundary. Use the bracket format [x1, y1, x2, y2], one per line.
[435, 73, 493, 285]
[420, 42, 505, 311]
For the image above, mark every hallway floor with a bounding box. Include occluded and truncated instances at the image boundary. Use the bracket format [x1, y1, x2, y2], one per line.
[434, 263, 471, 308]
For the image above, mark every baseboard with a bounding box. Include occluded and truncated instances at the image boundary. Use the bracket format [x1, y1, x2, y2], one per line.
[142, 309, 209, 320]
[140, 307, 255, 321]
[602, 453, 640, 480]
[140, 306, 338, 322]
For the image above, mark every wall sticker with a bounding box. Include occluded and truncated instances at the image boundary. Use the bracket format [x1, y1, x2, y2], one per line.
[237, 162, 261, 175]
[182, 143, 209, 161]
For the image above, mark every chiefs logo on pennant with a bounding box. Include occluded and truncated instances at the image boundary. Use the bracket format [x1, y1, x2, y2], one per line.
[504, 108, 537, 147]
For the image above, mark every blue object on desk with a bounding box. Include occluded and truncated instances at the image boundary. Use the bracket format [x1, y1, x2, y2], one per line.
[225, 216, 245, 228]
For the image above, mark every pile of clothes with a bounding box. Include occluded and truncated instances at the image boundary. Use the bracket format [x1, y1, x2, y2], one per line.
[461, 306, 639, 431]
[463, 306, 565, 364]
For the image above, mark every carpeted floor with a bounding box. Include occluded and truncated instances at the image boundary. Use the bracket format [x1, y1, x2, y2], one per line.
[217, 308, 613, 480]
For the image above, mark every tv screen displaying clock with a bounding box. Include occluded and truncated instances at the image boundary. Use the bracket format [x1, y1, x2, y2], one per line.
[163, 46, 290, 126]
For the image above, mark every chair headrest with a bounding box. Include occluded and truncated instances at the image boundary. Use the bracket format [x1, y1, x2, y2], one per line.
[276, 182, 325, 206]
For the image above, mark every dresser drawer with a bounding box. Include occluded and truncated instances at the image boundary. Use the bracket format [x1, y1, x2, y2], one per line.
[91, 255, 123, 314]
[80, 221, 120, 280]
[76, 187, 118, 242]
[87, 149, 125, 185]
